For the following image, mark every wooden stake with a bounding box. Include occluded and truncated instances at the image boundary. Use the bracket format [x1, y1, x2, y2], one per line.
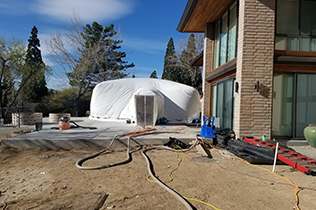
[92, 193, 109, 210]
[196, 144, 212, 158]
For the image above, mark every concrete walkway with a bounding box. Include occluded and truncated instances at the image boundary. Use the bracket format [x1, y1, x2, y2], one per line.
[1, 117, 200, 150]
[2, 117, 316, 161]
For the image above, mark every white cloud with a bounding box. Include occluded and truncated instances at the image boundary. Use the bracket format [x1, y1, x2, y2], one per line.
[38, 31, 78, 70]
[38, 32, 76, 88]
[0, 0, 32, 15]
[42, 56, 55, 67]
[122, 37, 166, 54]
[38, 33, 54, 57]
[32, 0, 135, 23]
[38, 31, 76, 57]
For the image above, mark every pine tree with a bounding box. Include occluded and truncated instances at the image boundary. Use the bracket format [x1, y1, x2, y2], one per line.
[179, 34, 202, 92]
[21, 26, 48, 103]
[161, 37, 181, 82]
[67, 22, 134, 95]
[77, 22, 134, 83]
[63, 22, 134, 115]
[149, 70, 158, 79]
[179, 49, 190, 85]
[47, 17, 135, 116]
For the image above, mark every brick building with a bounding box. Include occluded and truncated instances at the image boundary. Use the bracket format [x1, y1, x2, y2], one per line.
[177, 0, 316, 140]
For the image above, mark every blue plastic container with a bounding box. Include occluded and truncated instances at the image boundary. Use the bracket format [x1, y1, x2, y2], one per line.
[200, 116, 216, 138]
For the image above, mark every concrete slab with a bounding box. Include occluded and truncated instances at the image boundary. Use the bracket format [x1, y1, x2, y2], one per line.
[290, 145, 316, 160]
[287, 140, 310, 147]
[3, 117, 315, 162]
[1, 117, 201, 150]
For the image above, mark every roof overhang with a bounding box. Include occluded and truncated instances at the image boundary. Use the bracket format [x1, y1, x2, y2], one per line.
[191, 51, 204, 66]
[177, 0, 236, 33]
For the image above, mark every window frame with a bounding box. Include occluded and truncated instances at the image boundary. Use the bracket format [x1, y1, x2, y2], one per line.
[213, 1, 238, 70]
[275, 0, 316, 52]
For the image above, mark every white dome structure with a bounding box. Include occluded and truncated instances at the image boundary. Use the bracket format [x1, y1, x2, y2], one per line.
[89, 78, 200, 126]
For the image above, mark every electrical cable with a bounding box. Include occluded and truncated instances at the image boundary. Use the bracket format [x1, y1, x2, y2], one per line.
[148, 130, 314, 209]
[76, 127, 199, 210]
[198, 137, 302, 210]
[143, 142, 224, 210]
[146, 151, 184, 184]
[175, 133, 303, 210]
[140, 127, 225, 210]
[165, 130, 301, 209]
[74, 125, 310, 210]
[183, 196, 223, 210]
[140, 135, 199, 210]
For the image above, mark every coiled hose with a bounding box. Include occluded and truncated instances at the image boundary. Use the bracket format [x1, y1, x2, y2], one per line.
[76, 134, 130, 170]
[139, 136, 199, 210]
[75, 129, 200, 209]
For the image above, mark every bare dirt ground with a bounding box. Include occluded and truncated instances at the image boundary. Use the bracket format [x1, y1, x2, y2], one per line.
[1, 131, 316, 210]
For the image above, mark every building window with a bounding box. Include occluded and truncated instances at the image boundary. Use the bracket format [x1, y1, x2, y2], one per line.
[211, 84, 217, 118]
[211, 77, 235, 130]
[228, 3, 238, 61]
[213, 22, 220, 69]
[213, 1, 238, 69]
[220, 13, 228, 66]
[272, 73, 316, 138]
[275, 0, 316, 52]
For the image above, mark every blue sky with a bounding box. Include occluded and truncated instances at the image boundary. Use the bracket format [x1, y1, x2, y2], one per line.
[0, 0, 192, 90]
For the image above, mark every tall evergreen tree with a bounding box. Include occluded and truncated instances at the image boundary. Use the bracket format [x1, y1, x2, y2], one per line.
[161, 37, 181, 82]
[149, 70, 158, 79]
[67, 22, 135, 96]
[179, 49, 190, 84]
[21, 26, 48, 103]
[48, 16, 135, 116]
[179, 34, 202, 92]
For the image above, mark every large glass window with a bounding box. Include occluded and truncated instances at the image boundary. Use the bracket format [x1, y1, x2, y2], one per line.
[220, 13, 228, 66]
[211, 84, 217, 117]
[276, 0, 299, 35]
[228, 2, 237, 61]
[300, 1, 316, 37]
[295, 74, 316, 137]
[213, 22, 220, 69]
[272, 74, 294, 137]
[272, 73, 316, 138]
[211, 78, 235, 130]
[213, 1, 238, 69]
[223, 79, 234, 128]
[275, 0, 316, 52]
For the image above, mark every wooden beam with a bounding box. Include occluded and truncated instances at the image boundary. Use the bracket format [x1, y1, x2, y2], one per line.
[274, 50, 316, 57]
[274, 64, 316, 72]
[179, 0, 236, 32]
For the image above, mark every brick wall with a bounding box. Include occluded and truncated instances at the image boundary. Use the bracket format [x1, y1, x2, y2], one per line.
[202, 23, 215, 120]
[234, 0, 275, 139]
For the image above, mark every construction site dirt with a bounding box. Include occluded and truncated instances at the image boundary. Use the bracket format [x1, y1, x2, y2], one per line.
[1, 134, 316, 209]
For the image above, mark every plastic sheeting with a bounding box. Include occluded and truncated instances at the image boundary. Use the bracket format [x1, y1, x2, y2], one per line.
[89, 78, 201, 125]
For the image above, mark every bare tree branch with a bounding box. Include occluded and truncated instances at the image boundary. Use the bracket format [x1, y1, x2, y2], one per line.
[165, 34, 203, 91]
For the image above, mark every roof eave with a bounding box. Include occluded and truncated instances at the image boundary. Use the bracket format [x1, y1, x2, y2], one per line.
[176, 0, 199, 32]
[190, 51, 204, 67]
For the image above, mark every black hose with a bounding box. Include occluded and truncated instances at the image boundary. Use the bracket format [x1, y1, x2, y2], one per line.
[75, 128, 200, 209]
[70, 121, 97, 130]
